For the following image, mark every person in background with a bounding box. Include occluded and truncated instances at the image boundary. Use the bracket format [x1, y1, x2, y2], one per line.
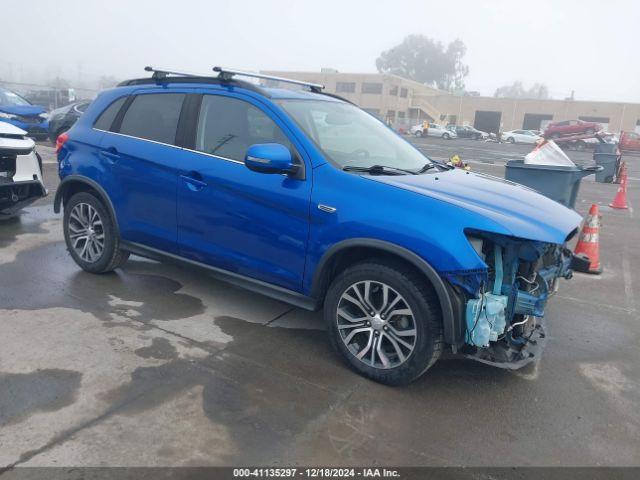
[422, 120, 429, 137]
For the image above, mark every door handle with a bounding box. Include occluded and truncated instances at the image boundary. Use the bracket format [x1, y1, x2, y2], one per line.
[180, 171, 208, 191]
[99, 147, 120, 164]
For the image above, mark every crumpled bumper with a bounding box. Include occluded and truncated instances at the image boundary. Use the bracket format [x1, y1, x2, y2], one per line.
[0, 179, 47, 215]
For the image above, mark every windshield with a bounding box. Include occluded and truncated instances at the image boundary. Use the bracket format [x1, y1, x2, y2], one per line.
[278, 99, 432, 171]
[0, 89, 31, 107]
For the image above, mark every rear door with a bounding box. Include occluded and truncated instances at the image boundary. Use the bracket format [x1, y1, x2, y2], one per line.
[176, 92, 312, 291]
[99, 91, 188, 253]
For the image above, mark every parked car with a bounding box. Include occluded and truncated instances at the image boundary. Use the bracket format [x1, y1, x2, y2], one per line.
[0, 87, 49, 139]
[48, 100, 91, 143]
[544, 119, 601, 138]
[619, 131, 640, 152]
[55, 68, 581, 385]
[502, 129, 542, 144]
[450, 125, 488, 140]
[0, 122, 47, 218]
[410, 123, 457, 139]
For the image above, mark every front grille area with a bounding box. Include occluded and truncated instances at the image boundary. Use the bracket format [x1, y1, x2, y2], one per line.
[16, 115, 44, 124]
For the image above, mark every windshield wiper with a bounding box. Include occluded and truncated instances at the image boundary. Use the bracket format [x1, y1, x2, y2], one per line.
[343, 164, 417, 175]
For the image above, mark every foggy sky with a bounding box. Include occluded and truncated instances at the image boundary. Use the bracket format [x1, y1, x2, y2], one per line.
[3, 0, 638, 102]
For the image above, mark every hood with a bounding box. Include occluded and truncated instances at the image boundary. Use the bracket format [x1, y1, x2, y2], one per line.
[0, 122, 33, 154]
[0, 104, 46, 116]
[369, 169, 583, 244]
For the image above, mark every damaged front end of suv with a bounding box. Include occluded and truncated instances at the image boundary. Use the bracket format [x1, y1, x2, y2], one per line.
[445, 229, 578, 368]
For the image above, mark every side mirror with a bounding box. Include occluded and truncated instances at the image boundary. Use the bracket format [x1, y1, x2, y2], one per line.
[245, 143, 297, 175]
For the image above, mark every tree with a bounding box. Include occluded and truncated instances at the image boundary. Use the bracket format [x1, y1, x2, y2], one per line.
[494, 81, 550, 99]
[376, 35, 469, 91]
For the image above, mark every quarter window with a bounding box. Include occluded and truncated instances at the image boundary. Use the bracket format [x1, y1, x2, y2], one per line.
[119, 93, 185, 145]
[195, 95, 293, 162]
[93, 96, 126, 131]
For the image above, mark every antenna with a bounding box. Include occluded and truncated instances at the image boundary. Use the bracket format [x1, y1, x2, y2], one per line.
[213, 66, 324, 92]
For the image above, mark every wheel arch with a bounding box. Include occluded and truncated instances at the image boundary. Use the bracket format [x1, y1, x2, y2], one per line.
[310, 238, 462, 351]
[54, 175, 120, 236]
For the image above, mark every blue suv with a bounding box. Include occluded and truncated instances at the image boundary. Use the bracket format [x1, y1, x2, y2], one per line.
[55, 67, 582, 385]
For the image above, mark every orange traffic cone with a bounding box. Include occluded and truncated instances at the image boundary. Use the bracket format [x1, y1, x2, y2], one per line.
[573, 204, 602, 274]
[610, 170, 629, 209]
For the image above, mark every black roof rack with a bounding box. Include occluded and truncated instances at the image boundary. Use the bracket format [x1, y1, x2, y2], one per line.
[212, 66, 324, 93]
[116, 66, 269, 96]
[117, 67, 348, 103]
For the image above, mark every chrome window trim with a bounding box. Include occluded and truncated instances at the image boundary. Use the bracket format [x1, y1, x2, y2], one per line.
[93, 128, 244, 165]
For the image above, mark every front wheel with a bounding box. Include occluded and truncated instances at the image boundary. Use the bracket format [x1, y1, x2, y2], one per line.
[442, 133, 451, 139]
[63, 192, 129, 273]
[324, 261, 444, 385]
[507, 137, 515, 144]
[414, 130, 423, 138]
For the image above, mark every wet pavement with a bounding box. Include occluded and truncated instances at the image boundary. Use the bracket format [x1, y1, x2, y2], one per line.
[0, 142, 638, 468]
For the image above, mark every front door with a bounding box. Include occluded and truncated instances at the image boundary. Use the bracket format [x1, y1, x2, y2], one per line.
[176, 93, 311, 292]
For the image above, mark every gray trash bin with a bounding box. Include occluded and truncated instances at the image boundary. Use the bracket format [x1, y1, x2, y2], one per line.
[593, 143, 620, 183]
[505, 160, 602, 209]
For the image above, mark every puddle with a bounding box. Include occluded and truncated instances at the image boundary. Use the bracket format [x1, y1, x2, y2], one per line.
[0, 369, 82, 427]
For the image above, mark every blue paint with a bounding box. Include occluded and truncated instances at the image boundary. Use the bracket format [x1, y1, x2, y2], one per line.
[57, 78, 583, 349]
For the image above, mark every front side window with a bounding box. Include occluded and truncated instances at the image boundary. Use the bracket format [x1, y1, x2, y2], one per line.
[195, 95, 293, 162]
[94, 96, 127, 131]
[279, 99, 432, 171]
[119, 93, 185, 145]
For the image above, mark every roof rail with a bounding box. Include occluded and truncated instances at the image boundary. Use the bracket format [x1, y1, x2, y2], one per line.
[213, 66, 325, 93]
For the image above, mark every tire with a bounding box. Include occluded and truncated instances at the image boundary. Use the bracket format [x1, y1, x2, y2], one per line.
[507, 137, 515, 144]
[63, 192, 129, 273]
[324, 261, 444, 386]
[442, 133, 450, 140]
[414, 130, 423, 138]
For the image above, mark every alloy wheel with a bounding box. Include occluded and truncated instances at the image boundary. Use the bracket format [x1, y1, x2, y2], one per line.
[336, 280, 417, 369]
[68, 202, 105, 263]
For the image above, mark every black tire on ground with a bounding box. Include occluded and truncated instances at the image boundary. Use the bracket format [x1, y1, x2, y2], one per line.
[443, 133, 450, 139]
[507, 137, 515, 144]
[63, 192, 129, 273]
[324, 260, 444, 386]
[414, 130, 423, 138]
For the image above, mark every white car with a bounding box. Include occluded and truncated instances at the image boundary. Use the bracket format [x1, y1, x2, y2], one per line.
[0, 122, 47, 218]
[502, 129, 541, 144]
[410, 123, 457, 139]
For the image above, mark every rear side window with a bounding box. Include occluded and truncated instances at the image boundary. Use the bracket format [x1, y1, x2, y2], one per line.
[195, 95, 293, 162]
[93, 96, 126, 131]
[119, 93, 185, 145]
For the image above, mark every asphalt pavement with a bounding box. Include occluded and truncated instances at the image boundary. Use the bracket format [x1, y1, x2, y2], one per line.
[0, 139, 638, 468]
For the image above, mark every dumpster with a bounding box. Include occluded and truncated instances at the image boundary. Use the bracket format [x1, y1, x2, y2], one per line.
[505, 160, 601, 209]
[593, 143, 620, 183]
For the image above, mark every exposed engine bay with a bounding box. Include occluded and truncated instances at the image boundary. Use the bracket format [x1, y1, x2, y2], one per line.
[448, 231, 576, 368]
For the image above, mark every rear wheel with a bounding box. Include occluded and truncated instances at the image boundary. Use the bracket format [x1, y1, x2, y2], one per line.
[507, 137, 515, 144]
[63, 192, 129, 273]
[324, 261, 443, 385]
[414, 130, 423, 138]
